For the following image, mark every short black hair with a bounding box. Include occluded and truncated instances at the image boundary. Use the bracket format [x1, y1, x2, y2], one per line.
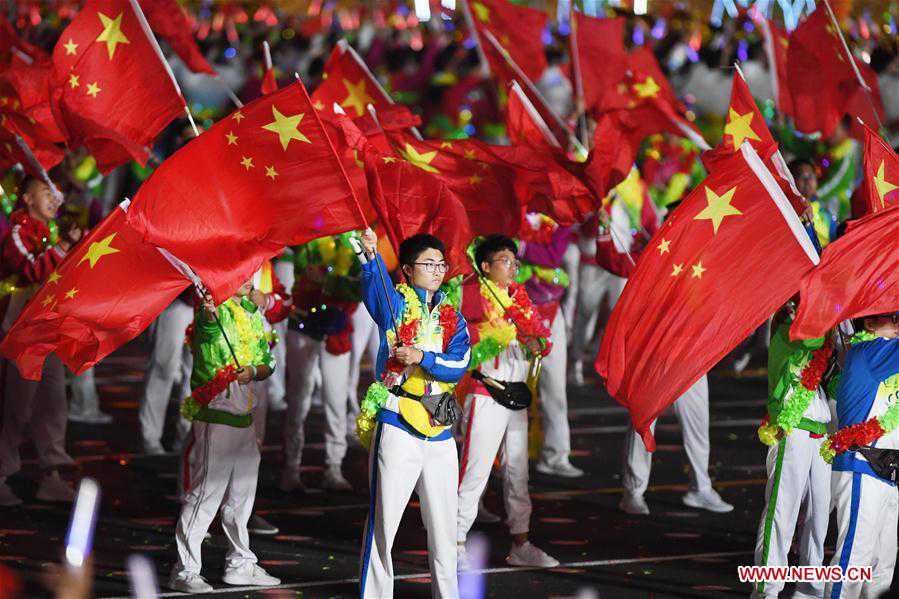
[20, 176, 44, 196]
[474, 234, 517, 273]
[789, 158, 814, 176]
[398, 234, 445, 269]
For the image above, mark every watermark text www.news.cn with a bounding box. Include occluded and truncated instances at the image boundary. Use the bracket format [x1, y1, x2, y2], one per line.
[738, 565, 873, 584]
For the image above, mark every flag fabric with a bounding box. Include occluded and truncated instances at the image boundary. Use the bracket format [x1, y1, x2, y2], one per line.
[0, 54, 64, 142]
[126, 81, 374, 302]
[49, 0, 184, 173]
[786, 10, 883, 138]
[139, 0, 215, 75]
[362, 148, 473, 280]
[757, 17, 793, 117]
[0, 110, 65, 174]
[261, 65, 278, 95]
[859, 123, 899, 214]
[572, 13, 627, 113]
[0, 15, 48, 66]
[312, 40, 393, 119]
[596, 144, 819, 450]
[0, 201, 190, 381]
[792, 205, 899, 340]
[468, 0, 548, 83]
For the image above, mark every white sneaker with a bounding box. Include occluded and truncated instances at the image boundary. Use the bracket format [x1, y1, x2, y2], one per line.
[143, 442, 166, 456]
[476, 500, 501, 524]
[168, 571, 213, 593]
[457, 545, 470, 572]
[69, 409, 113, 424]
[535, 460, 584, 478]
[571, 360, 585, 386]
[279, 470, 306, 494]
[222, 563, 280, 586]
[322, 467, 352, 492]
[683, 489, 734, 513]
[0, 481, 22, 507]
[506, 541, 560, 568]
[36, 472, 74, 503]
[619, 493, 650, 515]
[733, 352, 752, 373]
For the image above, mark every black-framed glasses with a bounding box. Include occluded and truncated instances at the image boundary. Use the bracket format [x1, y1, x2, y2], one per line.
[490, 257, 520, 269]
[414, 262, 449, 274]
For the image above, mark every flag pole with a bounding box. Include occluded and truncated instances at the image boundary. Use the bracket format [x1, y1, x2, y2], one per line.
[567, 4, 589, 148]
[508, 81, 562, 149]
[821, 0, 885, 132]
[13, 135, 61, 199]
[458, 0, 491, 79]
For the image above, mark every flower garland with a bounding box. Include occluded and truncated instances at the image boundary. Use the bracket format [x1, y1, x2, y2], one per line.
[820, 330, 897, 463]
[357, 284, 459, 446]
[181, 365, 239, 420]
[470, 280, 551, 370]
[758, 340, 833, 445]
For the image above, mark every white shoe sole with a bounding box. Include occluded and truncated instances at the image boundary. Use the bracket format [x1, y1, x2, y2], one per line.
[683, 496, 733, 513]
[506, 557, 560, 568]
[222, 575, 280, 587]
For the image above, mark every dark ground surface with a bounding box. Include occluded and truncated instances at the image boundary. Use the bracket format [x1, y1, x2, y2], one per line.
[2, 340, 895, 599]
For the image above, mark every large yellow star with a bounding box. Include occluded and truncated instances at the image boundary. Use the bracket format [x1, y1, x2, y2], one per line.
[691, 261, 706, 279]
[86, 82, 101, 98]
[63, 38, 78, 55]
[633, 76, 660, 99]
[78, 233, 120, 268]
[657, 238, 671, 255]
[873, 160, 898, 208]
[96, 12, 130, 60]
[262, 106, 310, 150]
[694, 185, 742, 234]
[472, 1, 490, 22]
[339, 79, 374, 117]
[68, 74, 80, 89]
[401, 143, 440, 173]
[724, 108, 761, 150]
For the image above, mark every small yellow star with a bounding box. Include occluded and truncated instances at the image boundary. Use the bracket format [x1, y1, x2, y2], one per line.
[671, 263, 683, 277]
[694, 185, 742, 234]
[472, 1, 490, 22]
[633, 76, 660, 99]
[96, 11, 130, 60]
[68, 74, 80, 89]
[873, 160, 898, 208]
[86, 82, 101, 98]
[41, 294, 55, 308]
[78, 233, 120, 268]
[63, 38, 78, 55]
[262, 106, 311, 150]
[233, 111, 245, 124]
[47, 271, 61, 285]
[468, 173, 483, 186]
[691, 261, 706, 279]
[463, 149, 476, 160]
[657, 238, 671, 255]
[382, 155, 397, 164]
[265, 165, 278, 180]
[313, 100, 324, 111]
[240, 156, 254, 170]
[440, 141, 453, 149]
[226, 131, 238, 145]
[64, 288, 78, 300]
[401, 143, 440, 173]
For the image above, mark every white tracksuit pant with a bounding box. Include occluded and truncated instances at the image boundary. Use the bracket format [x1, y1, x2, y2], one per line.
[751, 430, 831, 599]
[0, 355, 72, 479]
[560, 243, 580, 339]
[570, 264, 626, 367]
[359, 406, 458, 598]
[346, 307, 378, 426]
[538, 309, 572, 467]
[266, 259, 294, 404]
[69, 367, 100, 418]
[139, 301, 193, 449]
[622, 376, 711, 496]
[823, 471, 898, 599]
[175, 418, 260, 576]
[283, 329, 323, 478]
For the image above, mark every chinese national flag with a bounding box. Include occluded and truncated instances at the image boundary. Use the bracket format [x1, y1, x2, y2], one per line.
[50, 0, 184, 173]
[792, 205, 899, 340]
[0, 15, 48, 66]
[859, 123, 899, 214]
[572, 13, 627, 113]
[596, 144, 819, 450]
[312, 40, 393, 120]
[757, 18, 793, 117]
[469, 0, 548, 83]
[126, 81, 375, 303]
[0, 201, 189, 381]
[363, 148, 473, 280]
[139, 0, 215, 75]
[0, 55, 64, 142]
[261, 66, 278, 95]
[0, 111, 65, 174]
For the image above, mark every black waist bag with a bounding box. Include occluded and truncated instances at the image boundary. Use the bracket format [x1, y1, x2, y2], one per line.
[471, 371, 532, 411]
[392, 387, 460, 427]
[856, 446, 899, 482]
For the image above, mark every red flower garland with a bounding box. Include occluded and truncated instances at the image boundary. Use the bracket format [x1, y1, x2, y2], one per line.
[191, 365, 239, 406]
[385, 298, 460, 374]
[800, 344, 833, 391]
[830, 419, 887, 455]
[504, 283, 552, 356]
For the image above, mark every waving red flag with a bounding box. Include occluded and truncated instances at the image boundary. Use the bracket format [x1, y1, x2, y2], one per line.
[50, 0, 184, 173]
[0, 201, 190, 381]
[312, 40, 394, 120]
[0, 112, 64, 174]
[139, 0, 215, 75]
[468, 0, 548, 82]
[792, 205, 899, 340]
[860, 123, 899, 214]
[0, 55, 64, 142]
[597, 144, 819, 450]
[757, 18, 793, 117]
[126, 81, 375, 302]
[572, 13, 627, 113]
[0, 15, 48, 66]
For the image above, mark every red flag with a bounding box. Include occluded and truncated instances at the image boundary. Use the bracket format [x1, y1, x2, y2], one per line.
[859, 123, 899, 214]
[312, 40, 394, 120]
[126, 81, 375, 302]
[596, 144, 819, 450]
[50, 0, 184, 173]
[0, 111, 64, 174]
[0, 201, 190, 381]
[792, 205, 899, 340]
[139, 0, 215, 75]
[757, 18, 793, 117]
[0, 55, 64, 142]
[363, 148, 473, 280]
[261, 66, 278, 95]
[468, 0, 548, 82]
[0, 15, 48, 66]
[572, 13, 626, 113]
